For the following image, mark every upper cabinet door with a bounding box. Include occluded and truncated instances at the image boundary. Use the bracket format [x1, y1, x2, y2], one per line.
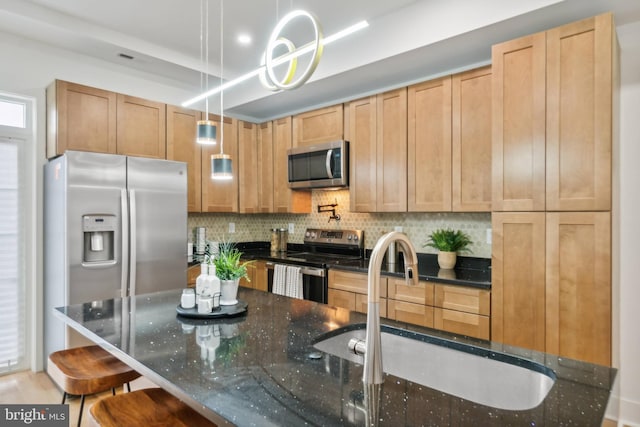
[201, 116, 239, 213]
[272, 116, 311, 213]
[257, 121, 274, 213]
[377, 88, 408, 212]
[546, 13, 614, 211]
[238, 121, 259, 213]
[116, 94, 166, 159]
[47, 80, 117, 158]
[292, 104, 344, 147]
[408, 77, 452, 212]
[166, 105, 201, 213]
[348, 96, 378, 213]
[492, 32, 546, 211]
[452, 67, 492, 212]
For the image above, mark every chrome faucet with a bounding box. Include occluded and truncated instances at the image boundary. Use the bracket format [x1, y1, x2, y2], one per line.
[349, 231, 419, 384]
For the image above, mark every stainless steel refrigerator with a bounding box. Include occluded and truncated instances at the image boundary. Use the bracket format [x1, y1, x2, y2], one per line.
[44, 151, 187, 360]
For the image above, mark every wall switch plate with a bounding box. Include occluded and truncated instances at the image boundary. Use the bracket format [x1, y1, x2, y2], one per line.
[486, 228, 492, 244]
[288, 223, 295, 234]
[394, 226, 403, 232]
[229, 222, 235, 233]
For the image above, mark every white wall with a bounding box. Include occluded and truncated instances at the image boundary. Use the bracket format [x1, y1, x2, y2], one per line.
[1, 18, 640, 423]
[616, 20, 640, 425]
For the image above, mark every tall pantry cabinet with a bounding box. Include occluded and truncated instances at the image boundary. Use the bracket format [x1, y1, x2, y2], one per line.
[491, 13, 616, 366]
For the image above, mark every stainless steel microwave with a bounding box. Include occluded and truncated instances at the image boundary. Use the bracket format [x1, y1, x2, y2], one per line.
[287, 140, 349, 189]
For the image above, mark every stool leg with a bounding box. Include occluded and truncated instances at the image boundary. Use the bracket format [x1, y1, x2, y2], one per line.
[127, 382, 131, 392]
[61, 392, 67, 405]
[112, 388, 116, 396]
[77, 395, 85, 427]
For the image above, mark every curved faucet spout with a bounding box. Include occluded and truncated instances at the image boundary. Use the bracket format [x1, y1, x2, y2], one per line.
[363, 231, 419, 384]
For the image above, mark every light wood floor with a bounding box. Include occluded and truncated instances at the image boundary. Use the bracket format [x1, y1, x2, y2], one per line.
[0, 370, 154, 426]
[0, 370, 625, 427]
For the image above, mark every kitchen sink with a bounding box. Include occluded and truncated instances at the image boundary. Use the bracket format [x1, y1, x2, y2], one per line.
[312, 324, 556, 411]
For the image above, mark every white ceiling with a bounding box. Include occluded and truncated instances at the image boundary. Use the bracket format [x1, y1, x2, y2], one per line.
[1, 0, 640, 122]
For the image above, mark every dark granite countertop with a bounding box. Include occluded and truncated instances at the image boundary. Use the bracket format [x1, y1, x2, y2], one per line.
[55, 288, 615, 426]
[226, 241, 491, 289]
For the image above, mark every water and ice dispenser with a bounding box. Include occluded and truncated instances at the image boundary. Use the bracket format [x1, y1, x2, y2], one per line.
[82, 215, 116, 264]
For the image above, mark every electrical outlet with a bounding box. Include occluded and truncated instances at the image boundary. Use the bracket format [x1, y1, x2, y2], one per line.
[288, 223, 295, 234]
[394, 226, 403, 232]
[486, 228, 492, 244]
[229, 222, 235, 233]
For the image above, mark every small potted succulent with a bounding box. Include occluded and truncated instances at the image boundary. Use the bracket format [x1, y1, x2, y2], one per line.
[424, 228, 473, 269]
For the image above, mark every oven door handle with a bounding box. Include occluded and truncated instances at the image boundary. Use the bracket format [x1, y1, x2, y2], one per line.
[266, 262, 326, 278]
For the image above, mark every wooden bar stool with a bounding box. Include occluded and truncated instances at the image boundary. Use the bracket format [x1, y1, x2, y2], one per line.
[88, 387, 217, 427]
[47, 345, 141, 427]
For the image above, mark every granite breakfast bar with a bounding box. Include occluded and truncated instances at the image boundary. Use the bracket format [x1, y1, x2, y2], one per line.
[54, 287, 616, 426]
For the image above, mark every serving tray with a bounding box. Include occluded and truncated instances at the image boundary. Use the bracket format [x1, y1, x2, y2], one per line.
[176, 300, 248, 319]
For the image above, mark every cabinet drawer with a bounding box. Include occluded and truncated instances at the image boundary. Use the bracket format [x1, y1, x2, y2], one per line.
[435, 284, 490, 316]
[328, 289, 356, 312]
[388, 300, 434, 328]
[434, 308, 490, 340]
[388, 279, 434, 305]
[355, 294, 387, 318]
[329, 269, 387, 297]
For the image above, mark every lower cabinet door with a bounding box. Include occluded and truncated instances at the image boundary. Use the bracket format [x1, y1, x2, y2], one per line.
[355, 294, 387, 318]
[434, 308, 490, 340]
[328, 289, 356, 311]
[387, 300, 433, 327]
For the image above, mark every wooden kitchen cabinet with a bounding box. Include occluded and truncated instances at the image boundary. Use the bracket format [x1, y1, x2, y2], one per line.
[545, 14, 614, 211]
[201, 115, 239, 212]
[491, 212, 546, 352]
[452, 66, 493, 212]
[272, 116, 311, 213]
[377, 88, 408, 212]
[116, 94, 166, 159]
[387, 288, 435, 328]
[257, 121, 275, 213]
[166, 105, 202, 212]
[292, 104, 344, 147]
[348, 95, 378, 212]
[492, 211, 611, 365]
[546, 212, 611, 366]
[407, 76, 452, 212]
[238, 120, 259, 213]
[492, 31, 546, 212]
[434, 284, 490, 339]
[328, 269, 387, 317]
[187, 264, 200, 287]
[46, 80, 117, 158]
[493, 13, 615, 213]
[348, 88, 407, 212]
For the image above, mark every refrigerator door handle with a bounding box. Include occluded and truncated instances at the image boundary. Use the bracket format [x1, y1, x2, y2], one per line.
[129, 189, 137, 297]
[120, 189, 129, 299]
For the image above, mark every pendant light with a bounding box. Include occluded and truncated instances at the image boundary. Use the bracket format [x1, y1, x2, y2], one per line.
[196, 0, 216, 145]
[211, 0, 233, 180]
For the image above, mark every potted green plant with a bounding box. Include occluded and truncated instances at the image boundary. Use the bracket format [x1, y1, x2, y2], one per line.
[212, 242, 252, 305]
[424, 228, 473, 269]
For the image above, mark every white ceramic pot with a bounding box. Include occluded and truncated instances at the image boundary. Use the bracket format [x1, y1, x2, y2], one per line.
[219, 279, 239, 305]
[437, 251, 457, 269]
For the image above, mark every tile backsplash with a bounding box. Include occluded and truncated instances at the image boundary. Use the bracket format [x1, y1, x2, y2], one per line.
[188, 189, 492, 258]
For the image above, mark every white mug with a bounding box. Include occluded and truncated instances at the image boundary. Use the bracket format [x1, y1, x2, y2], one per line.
[181, 288, 196, 309]
[197, 296, 213, 313]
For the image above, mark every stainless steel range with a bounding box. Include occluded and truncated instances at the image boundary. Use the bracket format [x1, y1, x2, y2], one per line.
[266, 228, 364, 304]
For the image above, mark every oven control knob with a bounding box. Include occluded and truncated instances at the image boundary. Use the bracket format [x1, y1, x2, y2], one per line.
[353, 235, 359, 241]
[305, 231, 311, 238]
[347, 235, 353, 240]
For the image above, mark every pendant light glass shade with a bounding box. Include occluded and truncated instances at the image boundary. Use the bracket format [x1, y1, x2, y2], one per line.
[196, 120, 217, 145]
[211, 154, 233, 180]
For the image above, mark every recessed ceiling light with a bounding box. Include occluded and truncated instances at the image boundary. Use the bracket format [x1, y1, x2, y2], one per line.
[237, 34, 252, 45]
